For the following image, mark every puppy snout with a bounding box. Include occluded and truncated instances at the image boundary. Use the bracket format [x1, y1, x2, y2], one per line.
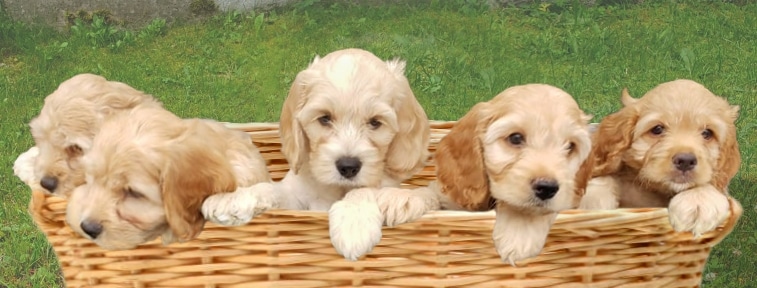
[335, 157, 362, 179]
[40, 175, 59, 192]
[673, 153, 697, 172]
[532, 179, 559, 200]
[80, 220, 103, 239]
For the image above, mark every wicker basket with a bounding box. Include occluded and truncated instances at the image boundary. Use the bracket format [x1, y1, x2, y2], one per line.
[27, 121, 743, 288]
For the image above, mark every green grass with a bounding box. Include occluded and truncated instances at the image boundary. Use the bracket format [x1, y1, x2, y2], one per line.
[1, 0, 756, 286]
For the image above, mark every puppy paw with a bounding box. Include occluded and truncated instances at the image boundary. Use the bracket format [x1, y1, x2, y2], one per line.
[202, 182, 277, 226]
[493, 233, 546, 266]
[377, 187, 434, 227]
[493, 208, 555, 266]
[329, 191, 383, 261]
[668, 185, 730, 238]
[13, 147, 39, 185]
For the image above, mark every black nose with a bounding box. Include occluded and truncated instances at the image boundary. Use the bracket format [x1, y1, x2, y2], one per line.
[673, 153, 697, 172]
[335, 157, 362, 179]
[532, 179, 560, 200]
[40, 175, 58, 192]
[80, 220, 103, 239]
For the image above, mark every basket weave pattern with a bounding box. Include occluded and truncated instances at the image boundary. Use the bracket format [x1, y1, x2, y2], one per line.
[27, 121, 742, 288]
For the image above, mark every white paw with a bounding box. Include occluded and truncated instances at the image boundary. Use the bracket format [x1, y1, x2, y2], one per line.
[377, 188, 433, 227]
[578, 176, 620, 210]
[492, 208, 555, 266]
[668, 186, 730, 238]
[13, 147, 39, 185]
[329, 194, 383, 261]
[201, 182, 277, 226]
[493, 233, 546, 266]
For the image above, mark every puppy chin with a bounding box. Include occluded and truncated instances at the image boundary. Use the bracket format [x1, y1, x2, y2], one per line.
[490, 176, 575, 213]
[641, 166, 709, 194]
[310, 140, 384, 187]
[94, 230, 162, 250]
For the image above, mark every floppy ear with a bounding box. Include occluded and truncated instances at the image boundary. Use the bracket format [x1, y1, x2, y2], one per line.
[712, 105, 741, 193]
[573, 144, 596, 207]
[435, 103, 491, 211]
[280, 70, 312, 174]
[160, 122, 238, 243]
[384, 59, 431, 181]
[591, 95, 639, 177]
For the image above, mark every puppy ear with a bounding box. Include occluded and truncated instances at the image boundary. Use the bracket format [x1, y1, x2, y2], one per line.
[712, 109, 741, 193]
[280, 70, 312, 174]
[160, 122, 238, 243]
[620, 88, 637, 106]
[384, 59, 431, 181]
[591, 105, 639, 177]
[435, 103, 491, 211]
[573, 144, 596, 207]
[94, 81, 160, 117]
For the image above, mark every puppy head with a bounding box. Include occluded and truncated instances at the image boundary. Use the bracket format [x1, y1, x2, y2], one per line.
[593, 79, 740, 193]
[436, 84, 593, 213]
[280, 48, 429, 188]
[65, 107, 237, 249]
[28, 74, 161, 197]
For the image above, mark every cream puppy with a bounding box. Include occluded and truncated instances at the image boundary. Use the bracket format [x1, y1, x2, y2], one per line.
[202, 49, 430, 247]
[16, 73, 161, 198]
[65, 105, 271, 249]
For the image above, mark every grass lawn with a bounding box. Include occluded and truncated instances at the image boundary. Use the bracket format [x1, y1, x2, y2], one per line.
[1, 0, 755, 286]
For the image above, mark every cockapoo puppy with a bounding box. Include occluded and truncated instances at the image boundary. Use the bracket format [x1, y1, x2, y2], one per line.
[65, 105, 271, 249]
[327, 84, 595, 264]
[202, 48, 431, 260]
[579, 79, 740, 237]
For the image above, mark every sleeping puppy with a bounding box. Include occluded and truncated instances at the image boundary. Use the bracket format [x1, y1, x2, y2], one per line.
[328, 84, 595, 263]
[202, 49, 430, 235]
[14, 73, 161, 197]
[65, 105, 271, 249]
[579, 79, 740, 237]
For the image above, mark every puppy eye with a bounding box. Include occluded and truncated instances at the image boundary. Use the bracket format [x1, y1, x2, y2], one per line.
[507, 133, 525, 146]
[65, 145, 83, 157]
[566, 142, 576, 153]
[702, 128, 714, 140]
[124, 188, 143, 199]
[317, 115, 332, 126]
[649, 125, 665, 136]
[368, 118, 382, 129]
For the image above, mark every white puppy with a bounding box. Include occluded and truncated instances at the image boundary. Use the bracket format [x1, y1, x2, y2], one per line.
[202, 49, 431, 252]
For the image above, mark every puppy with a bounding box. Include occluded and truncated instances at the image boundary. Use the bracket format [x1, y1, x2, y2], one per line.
[202, 49, 430, 237]
[579, 79, 740, 237]
[328, 84, 595, 263]
[65, 105, 271, 249]
[19, 73, 161, 197]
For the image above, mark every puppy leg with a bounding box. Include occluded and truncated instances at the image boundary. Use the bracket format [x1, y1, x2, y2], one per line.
[329, 188, 383, 261]
[578, 176, 620, 210]
[493, 204, 556, 266]
[13, 147, 42, 191]
[375, 186, 441, 227]
[668, 184, 730, 237]
[201, 182, 279, 226]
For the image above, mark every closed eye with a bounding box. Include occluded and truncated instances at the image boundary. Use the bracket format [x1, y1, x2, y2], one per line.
[566, 141, 576, 154]
[124, 187, 144, 199]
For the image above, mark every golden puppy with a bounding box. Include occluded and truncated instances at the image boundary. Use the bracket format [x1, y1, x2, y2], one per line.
[579, 79, 740, 237]
[323, 84, 594, 263]
[65, 105, 271, 249]
[17, 73, 161, 197]
[435, 84, 594, 264]
[201, 48, 430, 260]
